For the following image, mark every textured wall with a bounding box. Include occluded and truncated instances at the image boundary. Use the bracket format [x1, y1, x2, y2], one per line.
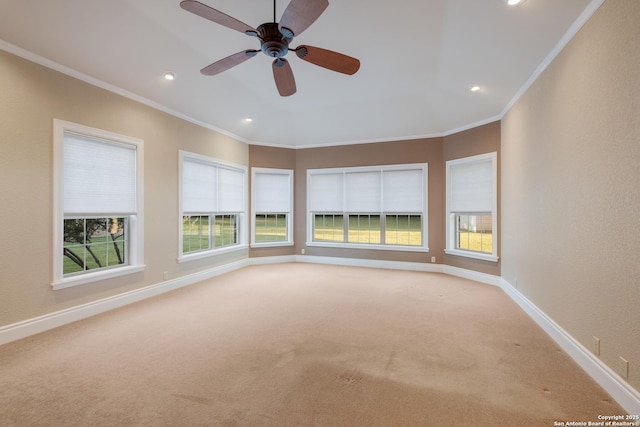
[501, 0, 640, 392]
[0, 50, 248, 327]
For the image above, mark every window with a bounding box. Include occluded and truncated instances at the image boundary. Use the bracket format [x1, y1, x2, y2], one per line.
[63, 217, 128, 275]
[307, 164, 428, 251]
[313, 214, 344, 242]
[348, 214, 381, 244]
[386, 214, 423, 245]
[182, 215, 210, 253]
[251, 168, 293, 247]
[214, 214, 238, 247]
[179, 151, 247, 261]
[445, 152, 498, 262]
[52, 120, 144, 290]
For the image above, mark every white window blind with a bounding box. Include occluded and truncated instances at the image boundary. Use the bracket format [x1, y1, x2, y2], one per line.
[382, 169, 424, 213]
[254, 172, 291, 213]
[449, 158, 493, 212]
[218, 167, 244, 213]
[182, 159, 217, 213]
[182, 157, 245, 214]
[63, 134, 136, 215]
[345, 171, 381, 212]
[309, 167, 425, 214]
[309, 173, 344, 212]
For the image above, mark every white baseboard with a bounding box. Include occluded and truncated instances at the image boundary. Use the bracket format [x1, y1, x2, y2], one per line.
[295, 255, 503, 288]
[500, 278, 640, 415]
[441, 265, 502, 287]
[2, 255, 637, 414]
[248, 255, 298, 265]
[0, 259, 250, 346]
[295, 254, 442, 273]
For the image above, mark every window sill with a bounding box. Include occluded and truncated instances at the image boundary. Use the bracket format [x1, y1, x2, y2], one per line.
[178, 244, 248, 263]
[444, 249, 499, 262]
[250, 242, 295, 249]
[307, 241, 429, 253]
[51, 265, 146, 290]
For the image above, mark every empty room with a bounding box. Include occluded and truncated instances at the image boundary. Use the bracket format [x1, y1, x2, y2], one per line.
[0, 0, 638, 425]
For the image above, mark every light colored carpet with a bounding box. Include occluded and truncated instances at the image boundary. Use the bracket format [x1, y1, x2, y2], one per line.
[0, 263, 622, 426]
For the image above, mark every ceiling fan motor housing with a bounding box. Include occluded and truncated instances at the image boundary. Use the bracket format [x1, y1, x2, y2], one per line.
[257, 22, 292, 58]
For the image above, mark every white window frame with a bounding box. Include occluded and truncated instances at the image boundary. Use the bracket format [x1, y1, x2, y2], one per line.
[251, 167, 294, 248]
[178, 150, 248, 262]
[52, 119, 145, 290]
[306, 163, 429, 252]
[445, 152, 498, 262]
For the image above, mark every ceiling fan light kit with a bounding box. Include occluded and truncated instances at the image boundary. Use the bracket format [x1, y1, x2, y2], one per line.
[179, 0, 360, 96]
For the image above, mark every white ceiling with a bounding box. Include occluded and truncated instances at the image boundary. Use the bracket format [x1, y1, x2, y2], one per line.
[0, 0, 600, 148]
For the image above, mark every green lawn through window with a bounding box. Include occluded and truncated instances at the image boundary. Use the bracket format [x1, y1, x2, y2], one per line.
[255, 214, 287, 242]
[458, 231, 493, 253]
[313, 214, 422, 246]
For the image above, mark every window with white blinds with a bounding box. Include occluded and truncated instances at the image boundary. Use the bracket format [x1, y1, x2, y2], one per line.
[52, 119, 144, 290]
[251, 168, 293, 246]
[307, 164, 428, 251]
[180, 151, 247, 260]
[445, 152, 498, 262]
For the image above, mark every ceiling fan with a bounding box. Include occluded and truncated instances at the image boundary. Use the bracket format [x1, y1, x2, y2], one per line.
[180, 0, 360, 96]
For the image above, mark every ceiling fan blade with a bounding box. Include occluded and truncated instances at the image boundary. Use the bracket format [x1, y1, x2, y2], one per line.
[295, 45, 360, 75]
[279, 0, 329, 38]
[200, 50, 259, 76]
[272, 58, 297, 97]
[180, 0, 256, 34]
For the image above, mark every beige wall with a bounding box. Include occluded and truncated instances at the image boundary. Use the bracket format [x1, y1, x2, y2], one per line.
[0, 50, 248, 327]
[501, 0, 640, 392]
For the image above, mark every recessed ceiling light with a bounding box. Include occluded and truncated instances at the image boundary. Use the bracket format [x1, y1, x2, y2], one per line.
[163, 72, 176, 81]
[506, 0, 526, 5]
[470, 85, 481, 92]
[243, 117, 253, 123]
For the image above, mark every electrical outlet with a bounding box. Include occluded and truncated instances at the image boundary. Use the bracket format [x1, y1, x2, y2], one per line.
[431, 256, 436, 263]
[619, 357, 629, 379]
[163, 271, 169, 281]
[301, 248, 305, 254]
[592, 336, 600, 356]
